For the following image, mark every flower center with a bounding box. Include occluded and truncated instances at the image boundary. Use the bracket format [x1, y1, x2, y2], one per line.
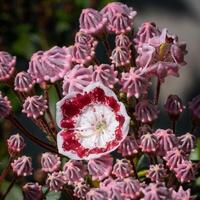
[95, 120, 107, 134]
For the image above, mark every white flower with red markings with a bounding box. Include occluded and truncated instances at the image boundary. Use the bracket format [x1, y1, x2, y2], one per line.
[56, 82, 130, 160]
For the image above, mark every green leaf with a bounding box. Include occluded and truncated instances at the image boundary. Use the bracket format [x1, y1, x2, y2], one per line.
[196, 177, 200, 186]
[190, 138, 200, 161]
[138, 169, 148, 178]
[136, 154, 149, 171]
[45, 190, 61, 200]
[0, 181, 23, 200]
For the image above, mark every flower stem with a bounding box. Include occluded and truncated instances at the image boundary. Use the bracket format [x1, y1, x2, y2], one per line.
[154, 78, 161, 105]
[0, 176, 16, 200]
[0, 157, 12, 183]
[172, 120, 176, 133]
[7, 115, 57, 154]
[55, 83, 62, 100]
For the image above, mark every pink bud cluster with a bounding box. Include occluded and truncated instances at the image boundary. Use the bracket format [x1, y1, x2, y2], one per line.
[0, 2, 199, 200]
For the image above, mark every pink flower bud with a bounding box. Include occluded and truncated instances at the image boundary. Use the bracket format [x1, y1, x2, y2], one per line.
[115, 34, 131, 47]
[14, 71, 35, 92]
[7, 134, 25, 156]
[73, 182, 90, 199]
[11, 156, 33, 176]
[0, 93, 12, 118]
[112, 159, 133, 179]
[22, 95, 48, 119]
[41, 152, 61, 173]
[189, 95, 200, 124]
[147, 164, 167, 182]
[86, 188, 108, 200]
[0, 51, 16, 81]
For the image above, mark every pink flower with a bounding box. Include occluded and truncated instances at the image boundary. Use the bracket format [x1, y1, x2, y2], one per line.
[63, 160, 86, 184]
[164, 95, 185, 119]
[153, 129, 178, 156]
[72, 43, 95, 64]
[46, 171, 66, 192]
[62, 65, 92, 95]
[174, 160, 195, 183]
[28, 46, 71, 83]
[142, 182, 171, 200]
[0, 51, 16, 81]
[134, 100, 159, 124]
[189, 95, 200, 123]
[134, 22, 159, 49]
[147, 164, 167, 182]
[14, 71, 35, 93]
[101, 2, 137, 34]
[86, 188, 108, 200]
[136, 29, 187, 82]
[139, 133, 158, 153]
[56, 82, 130, 160]
[88, 154, 113, 181]
[11, 156, 33, 176]
[115, 34, 131, 47]
[7, 134, 25, 156]
[0, 93, 12, 118]
[164, 147, 185, 170]
[120, 68, 151, 98]
[110, 46, 131, 67]
[118, 136, 139, 157]
[79, 8, 107, 35]
[118, 177, 141, 199]
[41, 152, 61, 173]
[22, 182, 43, 200]
[73, 182, 90, 199]
[75, 31, 98, 48]
[91, 64, 118, 88]
[22, 96, 48, 119]
[178, 132, 196, 153]
[112, 159, 133, 179]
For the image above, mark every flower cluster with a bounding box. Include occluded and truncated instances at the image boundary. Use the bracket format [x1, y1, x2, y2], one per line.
[0, 2, 199, 200]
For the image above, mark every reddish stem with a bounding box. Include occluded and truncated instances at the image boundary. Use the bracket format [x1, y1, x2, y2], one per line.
[154, 78, 161, 105]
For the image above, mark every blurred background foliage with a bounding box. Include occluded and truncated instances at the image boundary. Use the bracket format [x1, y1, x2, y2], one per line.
[0, 0, 200, 199]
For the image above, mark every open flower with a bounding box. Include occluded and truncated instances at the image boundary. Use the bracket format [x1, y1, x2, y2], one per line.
[56, 82, 130, 160]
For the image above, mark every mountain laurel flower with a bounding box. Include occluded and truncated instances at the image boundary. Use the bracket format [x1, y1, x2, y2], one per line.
[174, 160, 195, 183]
[164, 95, 185, 120]
[178, 132, 196, 153]
[118, 136, 139, 157]
[41, 152, 61, 173]
[73, 182, 90, 199]
[87, 154, 113, 181]
[72, 43, 95, 64]
[63, 160, 86, 184]
[164, 147, 185, 170]
[115, 34, 131, 47]
[153, 129, 178, 156]
[120, 68, 151, 98]
[110, 46, 131, 67]
[189, 95, 200, 123]
[46, 171, 66, 192]
[28, 46, 71, 83]
[91, 64, 118, 89]
[7, 134, 25, 156]
[134, 100, 159, 124]
[56, 82, 130, 160]
[141, 182, 171, 200]
[101, 2, 137, 34]
[118, 178, 141, 199]
[0, 51, 16, 81]
[112, 159, 133, 179]
[0, 93, 12, 118]
[147, 164, 167, 182]
[79, 8, 107, 35]
[75, 31, 98, 48]
[22, 95, 48, 119]
[22, 182, 43, 200]
[11, 156, 33, 176]
[134, 22, 159, 49]
[139, 133, 158, 153]
[14, 71, 35, 93]
[86, 188, 108, 200]
[62, 64, 92, 95]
